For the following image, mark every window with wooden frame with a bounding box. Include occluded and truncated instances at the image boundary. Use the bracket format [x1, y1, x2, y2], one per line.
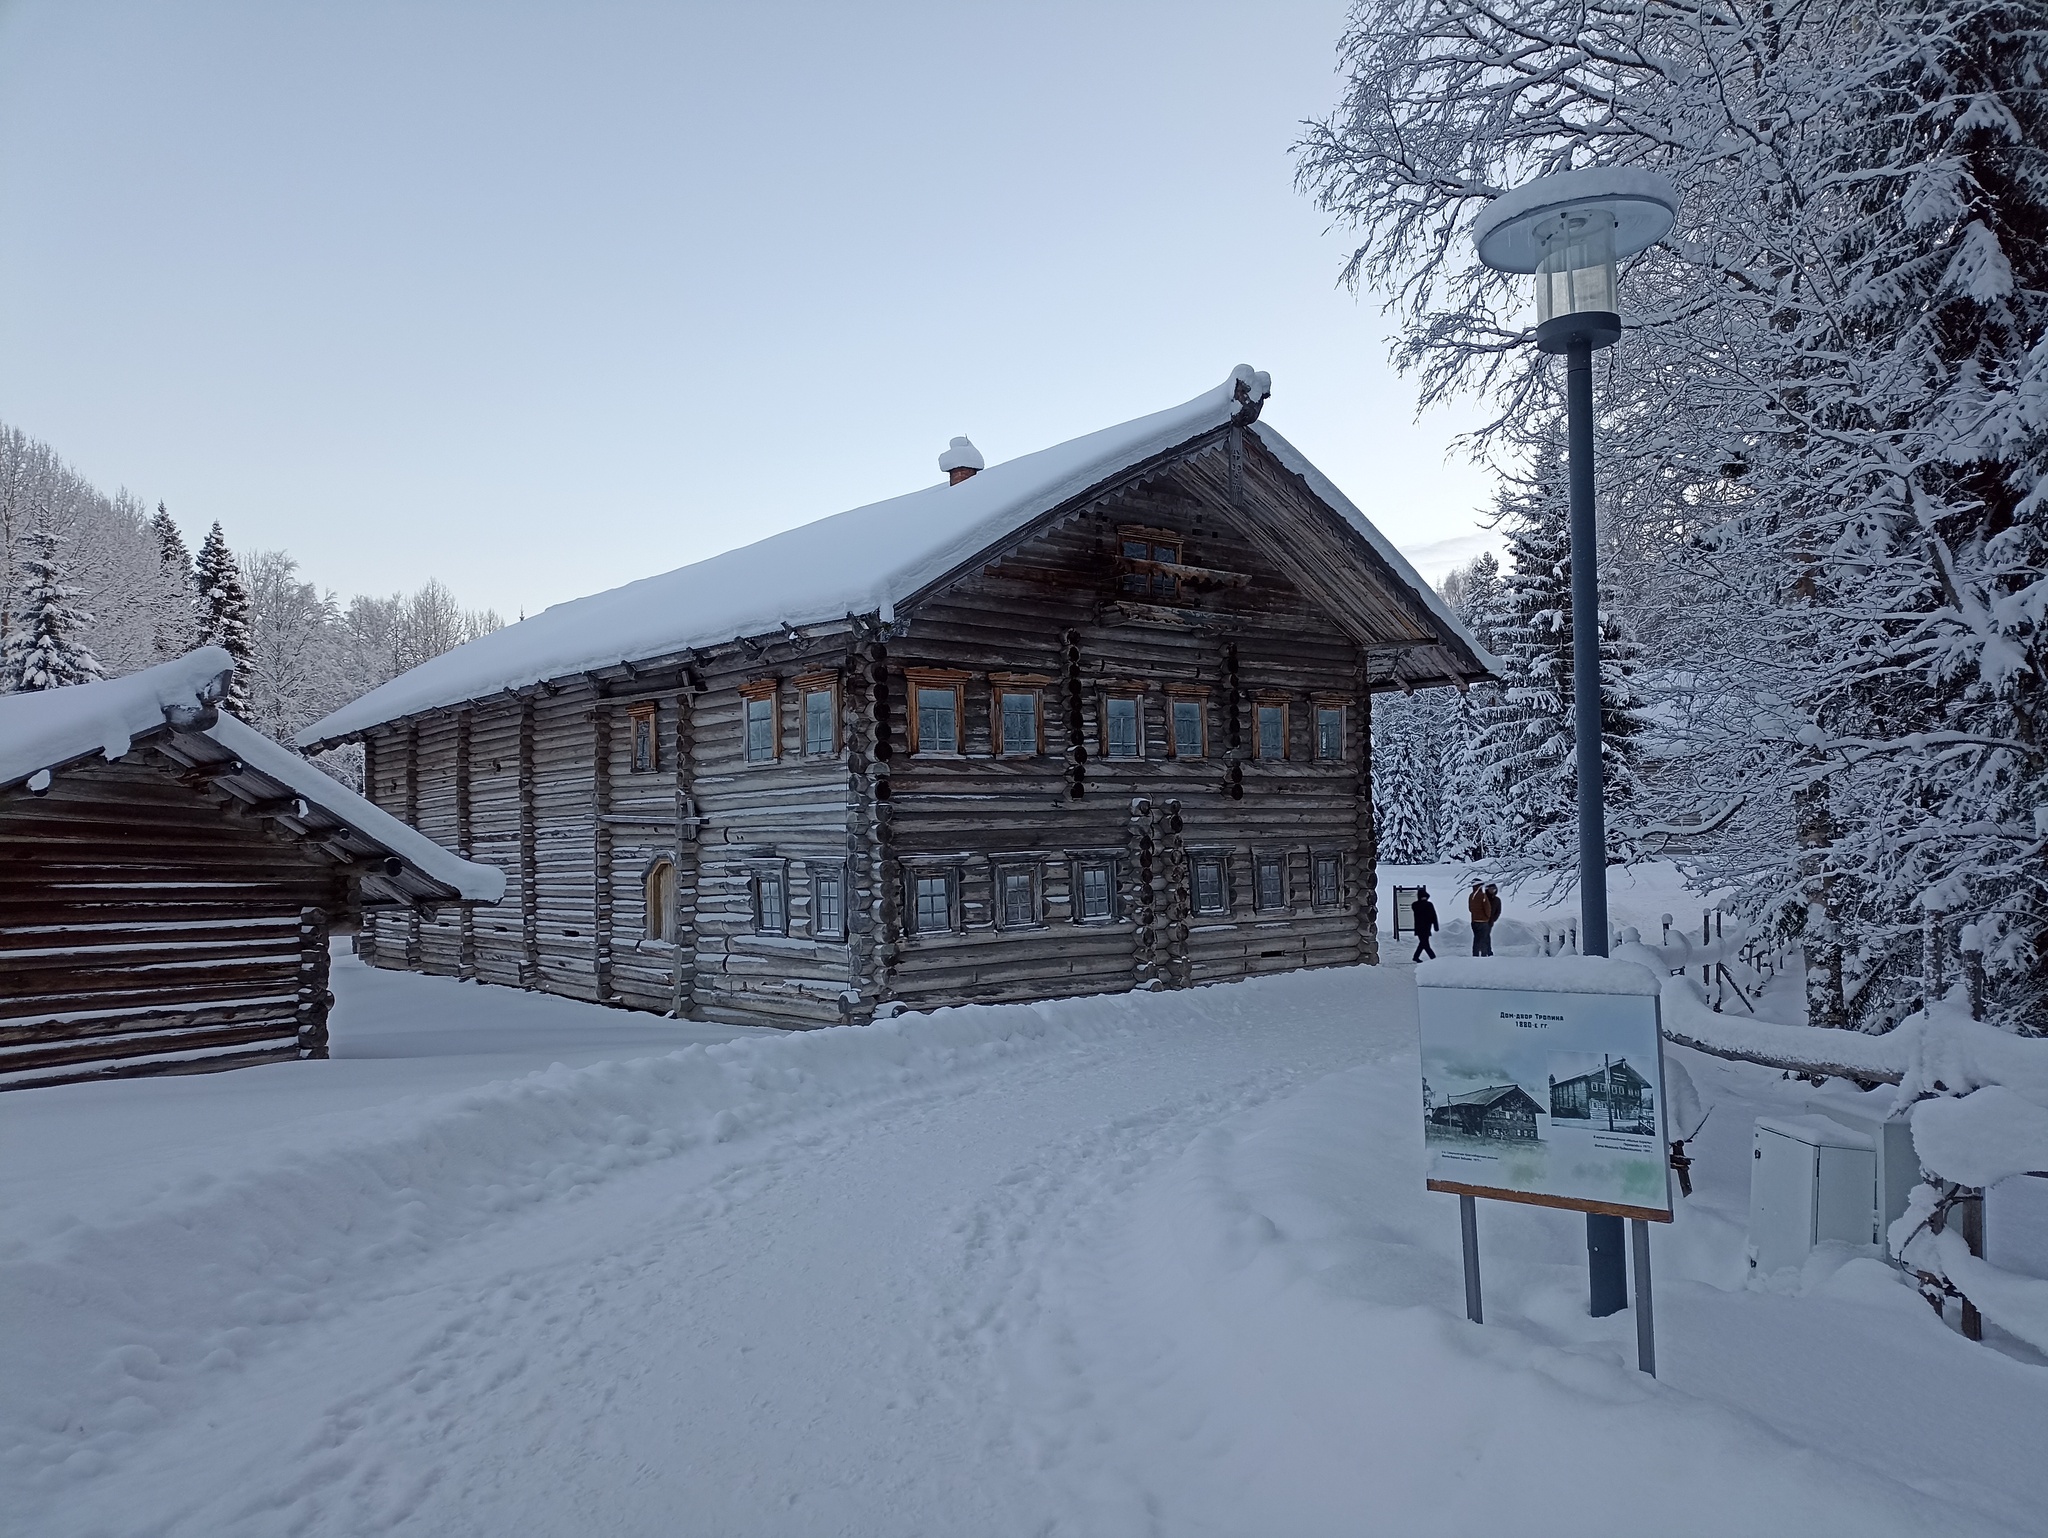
[1191, 852, 1230, 916]
[1313, 698, 1347, 763]
[795, 672, 840, 758]
[627, 703, 659, 774]
[1072, 855, 1120, 923]
[1168, 690, 1208, 759]
[1118, 525, 1182, 600]
[1253, 851, 1289, 912]
[905, 866, 961, 935]
[903, 668, 967, 756]
[1100, 691, 1143, 759]
[993, 861, 1043, 930]
[752, 864, 789, 935]
[740, 679, 780, 764]
[644, 857, 676, 941]
[1255, 696, 1289, 760]
[810, 862, 847, 941]
[1311, 851, 1342, 909]
[991, 673, 1050, 757]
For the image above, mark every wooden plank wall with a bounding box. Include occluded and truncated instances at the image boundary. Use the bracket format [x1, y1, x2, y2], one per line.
[0, 753, 342, 1089]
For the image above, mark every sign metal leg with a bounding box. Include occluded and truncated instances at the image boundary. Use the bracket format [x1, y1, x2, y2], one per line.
[1460, 1193, 1483, 1324]
[1631, 1217, 1656, 1377]
[1588, 1213, 1627, 1316]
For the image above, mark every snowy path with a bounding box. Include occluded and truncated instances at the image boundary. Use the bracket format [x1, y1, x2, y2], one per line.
[8, 957, 2046, 1536]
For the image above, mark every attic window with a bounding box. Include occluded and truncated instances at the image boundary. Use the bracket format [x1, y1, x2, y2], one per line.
[628, 704, 658, 773]
[1118, 525, 1181, 600]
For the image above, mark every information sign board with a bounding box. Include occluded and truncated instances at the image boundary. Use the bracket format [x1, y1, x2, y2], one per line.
[1393, 886, 1420, 938]
[1416, 958, 1672, 1222]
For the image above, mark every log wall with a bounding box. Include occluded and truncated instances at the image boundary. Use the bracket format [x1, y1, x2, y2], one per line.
[0, 753, 344, 1089]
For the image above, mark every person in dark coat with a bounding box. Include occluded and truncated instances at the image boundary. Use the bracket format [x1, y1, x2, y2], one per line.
[1410, 886, 1439, 962]
[1468, 882, 1493, 957]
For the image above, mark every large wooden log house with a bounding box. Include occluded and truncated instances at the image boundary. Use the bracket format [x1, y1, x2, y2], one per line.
[298, 368, 1494, 1028]
[1, 649, 503, 1088]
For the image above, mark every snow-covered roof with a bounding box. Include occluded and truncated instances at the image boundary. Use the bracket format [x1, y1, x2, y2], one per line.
[1, 650, 504, 904]
[299, 367, 1492, 748]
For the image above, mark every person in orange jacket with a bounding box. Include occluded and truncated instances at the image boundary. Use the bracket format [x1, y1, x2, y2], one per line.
[1468, 882, 1494, 956]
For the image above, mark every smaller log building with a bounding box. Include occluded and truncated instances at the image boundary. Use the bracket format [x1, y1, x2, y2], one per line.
[0, 649, 502, 1089]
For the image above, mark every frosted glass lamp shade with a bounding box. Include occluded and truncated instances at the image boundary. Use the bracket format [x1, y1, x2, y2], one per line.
[1536, 210, 1618, 324]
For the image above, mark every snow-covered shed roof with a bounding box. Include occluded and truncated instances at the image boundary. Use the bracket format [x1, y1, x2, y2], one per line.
[299, 367, 1494, 748]
[0, 650, 503, 905]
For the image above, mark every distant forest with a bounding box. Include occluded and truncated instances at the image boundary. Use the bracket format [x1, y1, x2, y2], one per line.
[0, 420, 500, 784]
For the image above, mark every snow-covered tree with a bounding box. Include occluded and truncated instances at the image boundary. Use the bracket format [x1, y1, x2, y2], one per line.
[1434, 695, 1494, 861]
[1372, 694, 1441, 864]
[1472, 447, 1647, 870]
[1296, 0, 2047, 1029]
[149, 503, 195, 660]
[194, 522, 253, 713]
[1439, 551, 1502, 652]
[1, 425, 161, 678]
[242, 549, 348, 743]
[3, 524, 105, 691]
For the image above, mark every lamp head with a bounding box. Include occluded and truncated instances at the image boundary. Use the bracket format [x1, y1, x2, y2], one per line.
[1472, 167, 1678, 353]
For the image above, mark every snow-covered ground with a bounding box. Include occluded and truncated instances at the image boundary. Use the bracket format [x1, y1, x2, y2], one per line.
[6, 923, 2047, 1536]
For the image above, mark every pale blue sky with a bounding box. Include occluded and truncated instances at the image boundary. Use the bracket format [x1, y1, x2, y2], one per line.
[0, 0, 1499, 620]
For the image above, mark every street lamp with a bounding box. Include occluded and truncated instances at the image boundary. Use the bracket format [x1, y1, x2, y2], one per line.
[1474, 166, 1678, 1319]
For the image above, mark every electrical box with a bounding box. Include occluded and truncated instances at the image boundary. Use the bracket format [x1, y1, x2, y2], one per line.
[1806, 1088, 1920, 1258]
[1747, 1115, 1878, 1278]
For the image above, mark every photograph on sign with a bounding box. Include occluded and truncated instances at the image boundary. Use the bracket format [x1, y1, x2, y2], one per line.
[1417, 961, 1670, 1220]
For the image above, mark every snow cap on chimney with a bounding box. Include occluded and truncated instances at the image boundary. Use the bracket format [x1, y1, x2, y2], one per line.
[939, 436, 985, 485]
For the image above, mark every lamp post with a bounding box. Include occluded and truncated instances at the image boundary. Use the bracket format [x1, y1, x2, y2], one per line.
[1473, 167, 1678, 1319]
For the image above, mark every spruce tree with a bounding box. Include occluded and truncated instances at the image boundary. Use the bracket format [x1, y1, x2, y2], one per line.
[149, 502, 195, 660]
[194, 521, 253, 713]
[1476, 447, 1647, 869]
[1372, 696, 1439, 864]
[3, 524, 105, 691]
[1436, 692, 1493, 862]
